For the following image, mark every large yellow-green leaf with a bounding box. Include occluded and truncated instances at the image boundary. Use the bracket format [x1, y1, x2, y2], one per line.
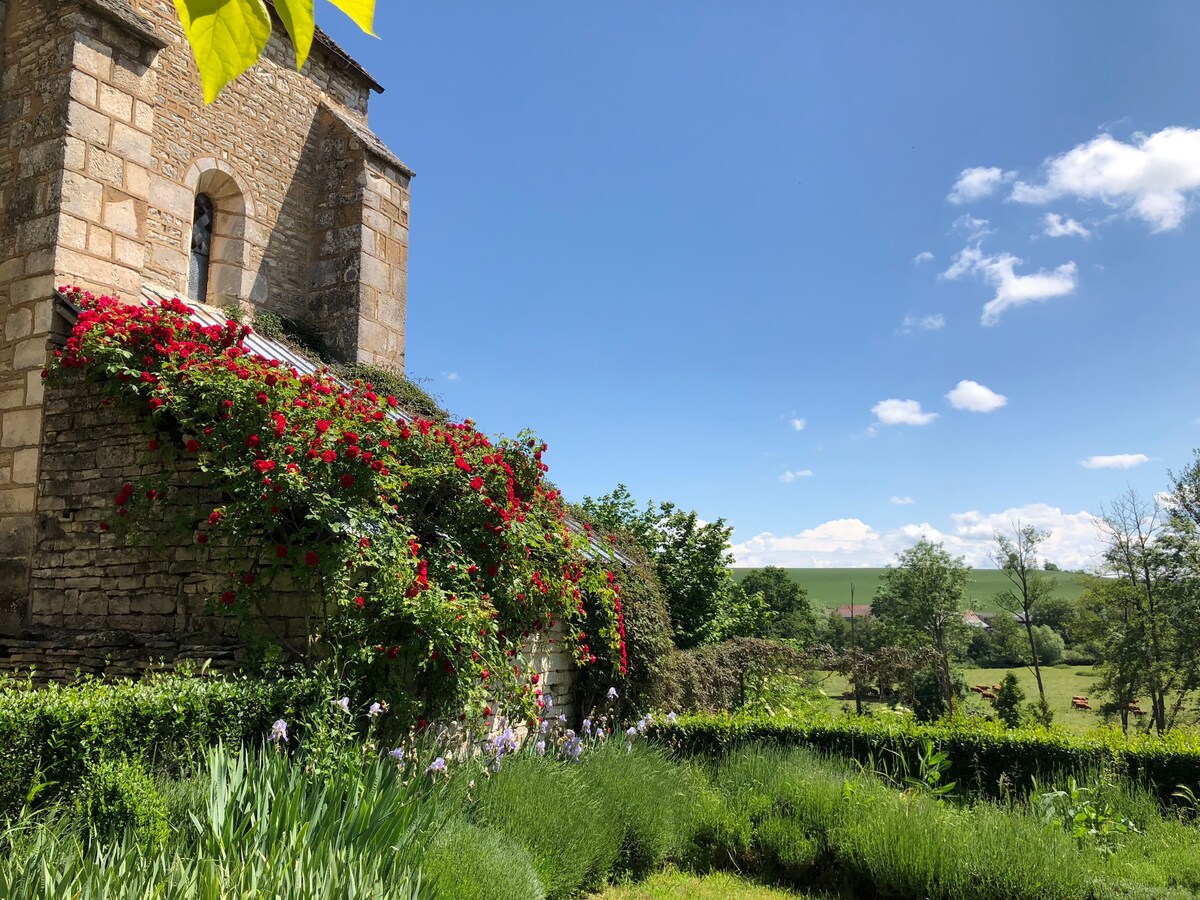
[174, 0, 273, 104]
[274, 0, 316, 70]
[326, 0, 376, 36]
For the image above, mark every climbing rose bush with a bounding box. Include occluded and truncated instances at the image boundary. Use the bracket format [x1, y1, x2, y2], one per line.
[50, 288, 627, 725]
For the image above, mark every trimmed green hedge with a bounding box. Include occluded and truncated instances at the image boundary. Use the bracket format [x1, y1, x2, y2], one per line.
[649, 712, 1200, 801]
[0, 673, 322, 819]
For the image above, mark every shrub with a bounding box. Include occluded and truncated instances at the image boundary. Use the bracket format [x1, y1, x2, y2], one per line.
[651, 711, 1200, 804]
[657, 638, 814, 713]
[422, 817, 546, 900]
[470, 754, 622, 897]
[73, 757, 168, 847]
[994, 673, 1025, 728]
[1033, 624, 1066, 666]
[582, 743, 699, 879]
[0, 672, 322, 820]
[576, 536, 674, 715]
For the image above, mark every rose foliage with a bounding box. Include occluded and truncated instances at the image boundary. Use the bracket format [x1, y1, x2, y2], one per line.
[50, 289, 627, 725]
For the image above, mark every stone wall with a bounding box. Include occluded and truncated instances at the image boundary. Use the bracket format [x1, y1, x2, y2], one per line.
[0, 0, 77, 633]
[1, 375, 580, 718]
[1, 0, 412, 632]
[0, 375, 309, 679]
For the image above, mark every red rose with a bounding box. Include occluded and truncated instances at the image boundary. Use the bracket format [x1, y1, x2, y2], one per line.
[470, 477, 484, 491]
[148, 439, 160, 451]
[316, 419, 331, 433]
[354, 595, 365, 607]
[275, 544, 288, 558]
[195, 532, 207, 544]
[99, 521, 110, 532]
[339, 473, 355, 488]
[321, 450, 336, 463]
[208, 510, 222, 524]
[305, 551, 319, 567]
[220, 590, 236, 605]
[184, 439, 200, 452]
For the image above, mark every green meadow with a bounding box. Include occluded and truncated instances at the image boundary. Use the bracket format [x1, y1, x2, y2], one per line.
[732, 567, 1087, 614]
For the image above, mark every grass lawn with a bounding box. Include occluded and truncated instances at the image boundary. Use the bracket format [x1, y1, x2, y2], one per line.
[815, 664, 1134, 733]
[594, 869, 819, 899]
[732, 567, 1086, 614]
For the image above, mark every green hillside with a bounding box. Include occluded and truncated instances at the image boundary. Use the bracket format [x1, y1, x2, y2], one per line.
[731, 567, 1087, 613]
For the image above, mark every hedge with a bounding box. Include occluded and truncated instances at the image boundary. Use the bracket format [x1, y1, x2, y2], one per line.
[0, 672, 322, 819]
[649, 712, 1200, 801]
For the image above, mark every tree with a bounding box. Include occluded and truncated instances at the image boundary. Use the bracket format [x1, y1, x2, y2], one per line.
[872, 539, 970, 714]
[578, 486, 747, 649]
[1076, 487, 1200, 734]
[994, 673, 1025, 728]
[992, 523, 1057, 709]
[739, 566, 818, 643]
[172, 0, 377, 103]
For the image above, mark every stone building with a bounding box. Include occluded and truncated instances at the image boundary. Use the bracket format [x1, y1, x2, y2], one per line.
[0, 0, 413, 673]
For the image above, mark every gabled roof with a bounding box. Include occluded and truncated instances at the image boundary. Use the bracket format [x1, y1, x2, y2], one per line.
[832, 604, 873, 618]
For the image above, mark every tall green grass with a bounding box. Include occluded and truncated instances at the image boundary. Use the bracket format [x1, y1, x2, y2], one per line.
[0, 745, 433, 899]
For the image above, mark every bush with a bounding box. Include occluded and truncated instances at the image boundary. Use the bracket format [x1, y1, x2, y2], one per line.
[657, 638, 814, 713]
[423, 817, 546, 900]
[582, 744, 699, 879]
[73, 757, 168, 847]
[0, 672, 322, 820]
[576, 536, 674, 715]
[1032, 624, 1066, 666]
[470, 754, 622, 897]
[994, 673, 1024, 728]
[651, 711, 1200, 804]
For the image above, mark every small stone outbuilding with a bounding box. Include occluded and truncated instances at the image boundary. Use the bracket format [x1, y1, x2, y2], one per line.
[0, 0, 413, 674]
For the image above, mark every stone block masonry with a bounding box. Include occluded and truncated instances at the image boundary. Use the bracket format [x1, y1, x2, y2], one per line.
[0, 375, 312, 679]
[1, 0, 412, 637]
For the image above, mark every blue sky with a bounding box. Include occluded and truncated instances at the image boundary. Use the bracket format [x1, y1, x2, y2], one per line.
[320, 2, 1200, 569]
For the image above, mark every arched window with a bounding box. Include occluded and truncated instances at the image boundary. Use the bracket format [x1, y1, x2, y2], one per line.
[182, 159, 255, 307]
[189, 193, 214, 302]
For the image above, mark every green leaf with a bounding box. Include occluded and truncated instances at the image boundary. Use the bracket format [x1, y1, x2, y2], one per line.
[274, 0, 316, 70]
[174, 0, 273, 104]
[326, 0, 377, 36]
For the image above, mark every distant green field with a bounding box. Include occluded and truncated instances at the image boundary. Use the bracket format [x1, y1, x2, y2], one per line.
[731, 567, 1087, 614]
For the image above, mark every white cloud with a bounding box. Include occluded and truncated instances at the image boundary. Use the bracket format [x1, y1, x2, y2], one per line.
[948, 167, 1016, 204]
[952, 214, 994, 241]
[1081, 453, 1150, 470]
[1012, 127, 1200, 232]
[1043, 213, 1091, 238]
[898, 313, 945, 334]
[733, 503, 1103, 570]
[946, 379, 1007, 413]
[872, 399, 938, 426]
[913, 250, 935, 265]
[789, 417, 807, 432]
[891, 496, 915, 505]
[444, 372, 460, 382]
[944, 246, 1078, 325]
[779, 469, 814, 483]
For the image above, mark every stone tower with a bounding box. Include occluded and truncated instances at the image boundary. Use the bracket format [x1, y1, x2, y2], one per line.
[0, 0, 412, 641]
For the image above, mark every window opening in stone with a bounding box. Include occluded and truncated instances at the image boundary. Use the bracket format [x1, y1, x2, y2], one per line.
[189, 193, 214, 302]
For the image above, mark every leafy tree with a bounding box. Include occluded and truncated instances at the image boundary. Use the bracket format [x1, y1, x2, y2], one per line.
[970, 611, 1025, 667]
[172, 0, 377, 103]
[992, 523, 1057, 708]
[739, 566, 818, 643]
[1075, 487, 1200, 733]
[654, 504, 742, 648]
[578, 487, 750, 649]
[1031, 624, 1065, 666]
[994, 672, 1025, 728]
[873, 539, 970, 714]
